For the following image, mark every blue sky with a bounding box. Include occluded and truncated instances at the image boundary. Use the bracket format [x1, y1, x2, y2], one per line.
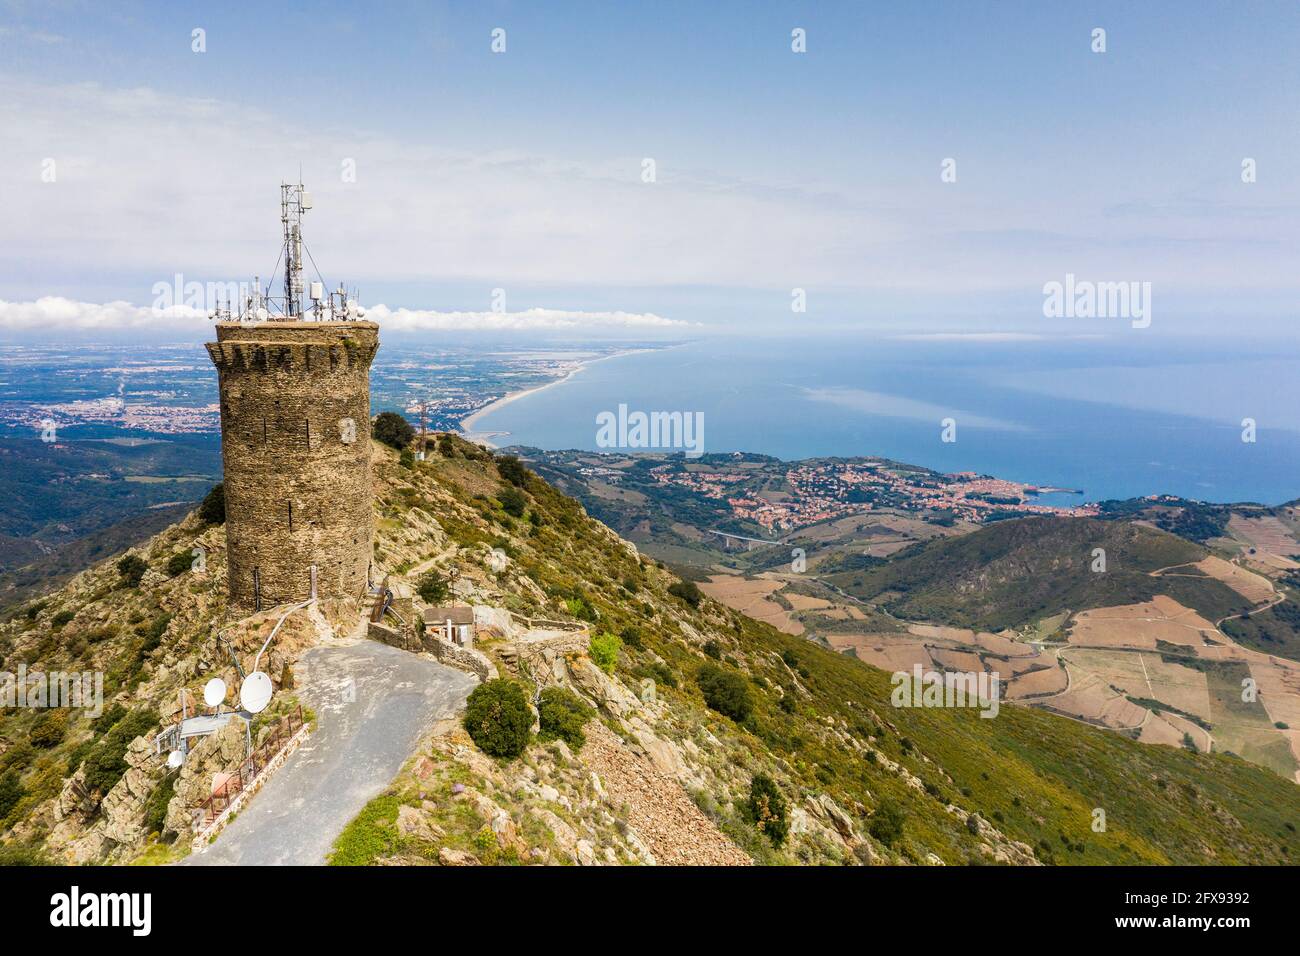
[2, 0, 1298, 338]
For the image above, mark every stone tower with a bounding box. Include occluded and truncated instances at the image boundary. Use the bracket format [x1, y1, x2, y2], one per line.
[206, 319, 380, 614]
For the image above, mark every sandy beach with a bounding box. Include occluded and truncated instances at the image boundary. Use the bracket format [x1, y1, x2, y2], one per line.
[458, 347, 658, 447]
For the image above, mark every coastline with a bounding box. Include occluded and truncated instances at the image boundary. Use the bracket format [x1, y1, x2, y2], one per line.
[458, 346, 662, 448]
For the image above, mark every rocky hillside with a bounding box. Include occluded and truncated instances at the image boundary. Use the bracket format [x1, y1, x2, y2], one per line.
[2, 435, 1299, 866]
[824, 515, 1253, 629]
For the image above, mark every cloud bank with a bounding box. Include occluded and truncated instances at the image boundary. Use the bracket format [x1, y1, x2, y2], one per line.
[0, 297, 686, 334]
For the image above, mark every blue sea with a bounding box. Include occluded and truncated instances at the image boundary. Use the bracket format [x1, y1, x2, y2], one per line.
[469, 334, 1300, 506]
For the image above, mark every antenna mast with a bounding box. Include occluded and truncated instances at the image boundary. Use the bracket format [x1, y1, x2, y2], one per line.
[280, 180, 312, 318]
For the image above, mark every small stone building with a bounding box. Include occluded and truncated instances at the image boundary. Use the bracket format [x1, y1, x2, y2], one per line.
[424, 606, 475, 646]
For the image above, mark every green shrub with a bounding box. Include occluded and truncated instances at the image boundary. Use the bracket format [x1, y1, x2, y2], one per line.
[745, 774, 789, 847]
[82, 709, 157, 794]
[143, 772, 177, 837]
[496, 454, 528, 487]
[372, 411, 415, 450]
[0, 770, 25, 819]
[668, 580, 703, 607]
[90, 703, 127, 736]
[499, 486, 527, 518]
[619, 625, 643, 649]
[589, 632, 622, 673]
[116, 555, 148, 588]
[635, 662, 677, 690]
[197, 481, 225, 524]
[0, 843, 46, 866]
[537, 687, 593, 750]
[137, 614, 171, 654]
[869, 799, 905, 847]
[415, 571, 450, 604]
[463, 680, 532, 759]
[165, 550, 195, 578]
[703, 639, 722, 659]
[399, 449, 415, 469]
[50, 610, 74, 629]
[28, 711, 66, 749]
[696, 663, 752, 722]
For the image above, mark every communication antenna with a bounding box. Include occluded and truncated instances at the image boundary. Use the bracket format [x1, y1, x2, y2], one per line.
[280, 180, 312, 318]
[203, 677, 228, 709]
[239, 671, 273, 714]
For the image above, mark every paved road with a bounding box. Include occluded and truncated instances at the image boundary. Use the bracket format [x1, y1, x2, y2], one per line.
[185, 640, 475, 866]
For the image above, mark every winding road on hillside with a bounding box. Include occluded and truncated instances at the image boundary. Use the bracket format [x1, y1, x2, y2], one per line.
[184, 640, 475, 866]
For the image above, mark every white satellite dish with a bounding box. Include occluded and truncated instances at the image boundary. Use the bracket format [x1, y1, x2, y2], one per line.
[239, 671, 273, 714]
[166, 750, 184, 769]
[203, 677, 228, 708]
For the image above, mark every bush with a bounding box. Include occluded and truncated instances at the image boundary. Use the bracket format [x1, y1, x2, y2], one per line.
[137, 614, 171, 654]
[82, 709, 157, 794]
[696, 663, 752, 722]
[372, 411, 415, 450]
[869, 799, 905, 847]
[0, 770, 24, 819]
[90, 703, 127, 736]
[499, 486, 527, 518]
[29, 712, 66, 749]
[0, 843, 46, 866]
[589, 632, 622, 673]
[399, 449, 415, 469]
[50, 610, 74, 629]
[619, 625, 643, 649]
[197, 482, 225, 524]
[537, 687, 593, 750]
[463, 680, 532, 759]
[496, 454, 528, 487]
[415, 571, 449, 604]
[745, 774, 789, 847]
[116, 555, 148, 588]
[143, 771, 177, 837]
[668, 580, 703, 608]
[702, 639, 722, 660]
[165, 550, 195, 578]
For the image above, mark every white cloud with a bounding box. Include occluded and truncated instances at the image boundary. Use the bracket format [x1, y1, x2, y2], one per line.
[364, 304, 688, 331]
[0, 297, 685, 334]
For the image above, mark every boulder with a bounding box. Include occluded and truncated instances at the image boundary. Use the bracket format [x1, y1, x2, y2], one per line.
[438, 847, 480, 866]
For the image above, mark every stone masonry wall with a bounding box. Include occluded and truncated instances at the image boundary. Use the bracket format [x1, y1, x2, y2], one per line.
[206, 321, 379, 613]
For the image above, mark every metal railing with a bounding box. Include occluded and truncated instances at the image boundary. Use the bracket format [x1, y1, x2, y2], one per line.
[196, 705, 305, 826]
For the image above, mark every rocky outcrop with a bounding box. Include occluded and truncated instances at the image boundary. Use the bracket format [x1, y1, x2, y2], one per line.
[164, 719, 247, 835]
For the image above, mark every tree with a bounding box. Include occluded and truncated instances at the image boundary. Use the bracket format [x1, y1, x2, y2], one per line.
[746, 774, 789, 847]
[372, 411, 415, 450]
[197, 482, 225, 524]
[696, 663, 752, 722]
[499, 486, 527, 518]
[416, 571, 450, 604]
[116, 554, 148, 588]
[463, 680, 532, 759]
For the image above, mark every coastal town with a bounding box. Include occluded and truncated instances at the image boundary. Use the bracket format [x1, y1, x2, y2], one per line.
[553, 452, 1099, 535]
